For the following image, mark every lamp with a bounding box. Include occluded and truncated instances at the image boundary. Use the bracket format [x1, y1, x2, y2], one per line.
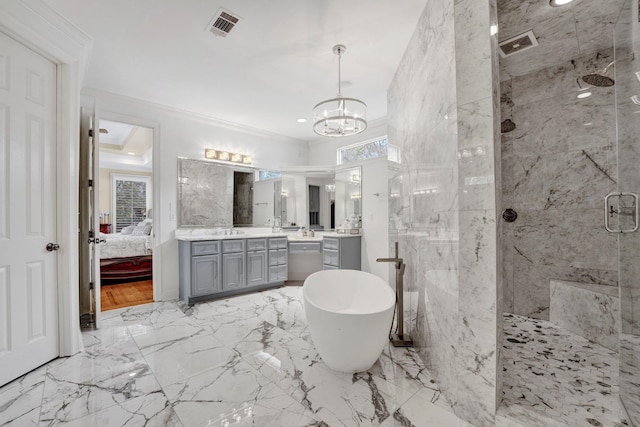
[313, 44, 367, 137]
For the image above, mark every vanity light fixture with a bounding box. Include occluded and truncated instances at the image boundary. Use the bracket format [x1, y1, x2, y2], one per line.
[204, 148, 253, 165]
[313, 44, 367, 137]
[549, 0, 574, 6]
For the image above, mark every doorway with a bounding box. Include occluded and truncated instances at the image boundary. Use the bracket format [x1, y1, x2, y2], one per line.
[96, 119, 154, 311]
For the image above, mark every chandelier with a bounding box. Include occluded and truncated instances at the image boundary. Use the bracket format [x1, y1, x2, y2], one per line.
[313, 44, 367, 137]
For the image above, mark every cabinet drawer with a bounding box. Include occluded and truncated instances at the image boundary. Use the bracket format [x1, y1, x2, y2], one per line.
[269, 238, 288, 250]
[268, 249, 287, 266]
[269, 265, 287, 282]
[192, 241, 219, 256]
[247, 238, 267, 251]
[323, 249, 339, 267]
[289, 242, 321, 253]
[222, 239, 245, 253]
[323, 237, 339, 250]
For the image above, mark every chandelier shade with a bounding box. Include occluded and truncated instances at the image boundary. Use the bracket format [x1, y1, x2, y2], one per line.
[313, 45, 367, 137]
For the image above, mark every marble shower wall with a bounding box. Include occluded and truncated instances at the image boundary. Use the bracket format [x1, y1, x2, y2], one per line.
[501, 49, 619, 320]
[387, 0, 501, 425]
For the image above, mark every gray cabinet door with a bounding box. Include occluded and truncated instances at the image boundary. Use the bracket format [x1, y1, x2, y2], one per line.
[191, 255, 220, 296]
[247, 251, 267, 286]
[223, 252, 245, 290]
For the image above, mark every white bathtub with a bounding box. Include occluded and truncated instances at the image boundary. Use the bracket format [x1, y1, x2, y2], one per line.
[303, 269, 396, 373]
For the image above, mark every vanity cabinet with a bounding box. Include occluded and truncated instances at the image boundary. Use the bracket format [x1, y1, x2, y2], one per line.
[179, 241, 221, 302]
[179, 236, 287, 304]
[222, 240, 245, 291]
[322, 236, 361, 270]
[268, 237, 288, 283]
[246, 238, 267, 286]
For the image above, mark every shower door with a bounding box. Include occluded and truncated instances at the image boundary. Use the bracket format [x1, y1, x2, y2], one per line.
[614, 1, 640, 424]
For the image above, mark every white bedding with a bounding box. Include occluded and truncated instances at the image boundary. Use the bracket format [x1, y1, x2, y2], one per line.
[100, 233, 152, 259]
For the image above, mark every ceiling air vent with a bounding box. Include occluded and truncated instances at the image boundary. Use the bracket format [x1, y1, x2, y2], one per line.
[206, 8, 241, 38]
[498, 30, 538, 58]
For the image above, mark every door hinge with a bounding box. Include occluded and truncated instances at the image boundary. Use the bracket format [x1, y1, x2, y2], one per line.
[88, 179, 93, 187]
[88, 229, 94, 238]
[88, 129, 93, 137]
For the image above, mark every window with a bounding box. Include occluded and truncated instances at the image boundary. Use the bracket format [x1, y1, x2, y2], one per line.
[258, 170, 281, 181]
[337, 136, 401, 165]
[111, 174, 151, 232]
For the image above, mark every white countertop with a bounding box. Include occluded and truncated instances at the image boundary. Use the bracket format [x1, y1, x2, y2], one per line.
[175, 228, 361, 242]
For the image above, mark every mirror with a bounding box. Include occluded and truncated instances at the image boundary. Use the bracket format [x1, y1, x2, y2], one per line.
[177, 159, 362, 231]
[334, 166, 362, 229]
[177, 158, 254, 227]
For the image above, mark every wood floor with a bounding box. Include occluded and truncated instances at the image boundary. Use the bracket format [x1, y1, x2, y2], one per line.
[101, 280, 153, 311]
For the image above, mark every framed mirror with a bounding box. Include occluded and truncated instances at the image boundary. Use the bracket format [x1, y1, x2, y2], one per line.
[177, 158, 254, 227]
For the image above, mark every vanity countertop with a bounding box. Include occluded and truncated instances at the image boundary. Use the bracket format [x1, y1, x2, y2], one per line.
[175, 229, 361, 242]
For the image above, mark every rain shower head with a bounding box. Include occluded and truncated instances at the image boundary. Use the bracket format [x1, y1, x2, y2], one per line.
[581, 61, 615, 87]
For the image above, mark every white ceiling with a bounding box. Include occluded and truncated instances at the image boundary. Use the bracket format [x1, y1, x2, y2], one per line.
[43, 0, 624, 144]
[43, 0, 429, 142]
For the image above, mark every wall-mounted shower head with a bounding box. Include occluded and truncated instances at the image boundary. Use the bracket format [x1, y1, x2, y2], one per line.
[501, 119, 516, 133]
[581, 61, 615, 87]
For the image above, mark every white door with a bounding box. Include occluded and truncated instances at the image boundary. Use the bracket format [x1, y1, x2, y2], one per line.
[0, 32, 58, 386]
[79, 109, 101, 329]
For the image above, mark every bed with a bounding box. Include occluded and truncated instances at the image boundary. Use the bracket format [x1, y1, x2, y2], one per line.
[100, 221, 153, 283]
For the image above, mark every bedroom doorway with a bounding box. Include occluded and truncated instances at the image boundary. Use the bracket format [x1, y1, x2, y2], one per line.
[96, 119, 154, 312]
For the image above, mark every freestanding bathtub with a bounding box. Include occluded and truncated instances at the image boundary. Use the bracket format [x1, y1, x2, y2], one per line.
[303, 269, 396, 373]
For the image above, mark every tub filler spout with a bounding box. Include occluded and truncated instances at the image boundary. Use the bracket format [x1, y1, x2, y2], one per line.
[377, 242, 413, 347]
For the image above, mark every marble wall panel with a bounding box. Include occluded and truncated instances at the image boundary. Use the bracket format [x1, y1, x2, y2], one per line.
[390, 0, 500, 425]
[510, 248, 618, 319]
[505, 146, 616, 211]
[510, 50, 614, 105]
[549, 280, 619, 351]
[508, 91, 616, 157]
[511, 208, 617, 270]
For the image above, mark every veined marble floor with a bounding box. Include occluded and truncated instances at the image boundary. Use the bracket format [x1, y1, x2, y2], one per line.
[0, 285, 470, 427]
[501, 313, 629, 427]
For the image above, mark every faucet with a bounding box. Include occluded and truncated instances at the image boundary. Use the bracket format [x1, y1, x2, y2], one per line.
[377, 242, 412, 347]
[272, 216, 282, 232]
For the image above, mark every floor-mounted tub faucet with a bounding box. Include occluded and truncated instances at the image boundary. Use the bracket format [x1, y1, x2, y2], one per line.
[377, 242, 413, 347]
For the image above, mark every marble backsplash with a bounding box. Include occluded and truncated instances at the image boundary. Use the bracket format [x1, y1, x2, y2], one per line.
[388, 0, 501, 425]
[501, 49, 619, 319]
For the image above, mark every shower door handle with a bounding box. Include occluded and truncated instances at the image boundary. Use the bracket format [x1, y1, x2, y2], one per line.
[604, 192, 639, 233]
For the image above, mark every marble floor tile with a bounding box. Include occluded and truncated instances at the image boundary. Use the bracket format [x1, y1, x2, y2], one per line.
[502, 313, 628, 427]
[14, 285, 629, 427]
[0, 364, 47, 426]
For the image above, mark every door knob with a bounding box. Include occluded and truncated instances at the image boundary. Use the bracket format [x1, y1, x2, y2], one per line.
[46, 243, 60, 252]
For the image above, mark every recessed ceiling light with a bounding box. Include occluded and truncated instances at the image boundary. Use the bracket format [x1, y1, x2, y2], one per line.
[549, 0, 574, 6]
[296, 118, 307, 123]
[577, 92, 592, 99]
[127, 152, 136, 155]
